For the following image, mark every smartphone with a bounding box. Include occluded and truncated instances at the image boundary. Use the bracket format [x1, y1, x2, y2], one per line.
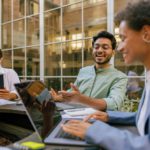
[26, 80, 51, 105]
[0, 74, 4, 89]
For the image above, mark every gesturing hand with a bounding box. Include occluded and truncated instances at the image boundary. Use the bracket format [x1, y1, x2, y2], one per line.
[59, 83, 81, 103]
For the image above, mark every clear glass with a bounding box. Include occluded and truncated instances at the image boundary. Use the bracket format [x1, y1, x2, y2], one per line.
[63, 78, 76, 90]
[2, 23, 12, 49]
[83, 39, 93, 67]
[26, 77, 40, 81]
[26, 0, 39, 16]
[13, 0, 25, 19]
[45, 78, 61, 91]
[2, 0, 12, 22]
[44, 44, 61, 76]
[13, 19, 25, 48]
[114, 51, 145, 76]
[114, 0, 130, 13]
[44, 9, 61, 43]
[26, 15, 39, 46]
[63, 0, 81, 6]
[26, 47, 40, 76]
[13, 48, 25, 76]
[62, 3, 82, 41]
[1, 50, 12, 68]
[83, 0, 107, 38]
[45, 0, 61, 11]
[122, 77, 145, 112]
[62, 41, 82, 76]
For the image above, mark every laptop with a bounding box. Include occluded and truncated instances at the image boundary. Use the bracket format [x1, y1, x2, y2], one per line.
[14, 81, 97, 148]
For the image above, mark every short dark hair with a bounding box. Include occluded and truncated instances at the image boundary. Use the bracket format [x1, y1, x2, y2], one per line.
[92, 31, 117, 50]
[0, 49, 2, 59]
[115, 0, 150, 31]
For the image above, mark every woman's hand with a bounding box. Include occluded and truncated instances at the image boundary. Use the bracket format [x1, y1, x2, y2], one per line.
[84, 111, 109, 122]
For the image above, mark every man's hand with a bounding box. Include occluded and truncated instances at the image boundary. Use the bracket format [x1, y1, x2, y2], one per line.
[62, 120, 91, 139]
[59, 83, 82, 103]
[84, 111, 109, 122]
[50, 88, 63, 102]
[0, 89, 17, 100]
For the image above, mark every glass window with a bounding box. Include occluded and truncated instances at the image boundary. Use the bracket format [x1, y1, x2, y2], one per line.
[122, 77, 145, 112]
[1, 50, 12, 68]
[63, 78, 76, 90]
[45, 0, 61, 11]
[44, 9, 61, 43]
[114, 52, 145, 76]
[114, 0, 130, 13]
[45, 78, 61, 91]
[13, 48, 25, 76]
[13, 19, 25, 48]
[62, 3, 82, 41]
[63, 0, 81, 6]
[45, 44, 61, 76]
[27, 15, 39, 46]
[62, 41, 82, 76]
[83, 0, 107, 38]
[83, 39, 93, 67]
[2, 0, 12, 23]
[26, 47, 40, 76]
[26, 77, 40, 81]
[26, 0, 39, 16]
[13, 0, 25, 19]
[2, 23, 12, 49]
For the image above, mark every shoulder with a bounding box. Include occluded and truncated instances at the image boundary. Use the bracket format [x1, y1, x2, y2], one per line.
[3, 68, 18, 76]
[112, 68, 127, 79]
[79, 65, 94, 72]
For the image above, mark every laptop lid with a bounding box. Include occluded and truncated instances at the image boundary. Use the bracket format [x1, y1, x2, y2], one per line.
[14, 81, 96, 147]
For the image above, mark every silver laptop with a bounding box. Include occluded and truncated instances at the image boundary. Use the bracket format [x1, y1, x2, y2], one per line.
[14, 81, 98, 148]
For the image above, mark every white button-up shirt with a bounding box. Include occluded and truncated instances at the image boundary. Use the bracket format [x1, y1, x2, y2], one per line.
[0, 66, 20, 95]
[137, 70, 150, 136]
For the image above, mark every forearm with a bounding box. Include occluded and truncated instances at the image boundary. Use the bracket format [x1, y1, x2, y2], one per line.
[78, 94, 107, 111]
[85, 121, 150, 150]
[107, 111, 136, 125]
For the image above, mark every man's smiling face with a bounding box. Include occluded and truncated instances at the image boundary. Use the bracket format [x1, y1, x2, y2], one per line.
[92, 38, 114, 65]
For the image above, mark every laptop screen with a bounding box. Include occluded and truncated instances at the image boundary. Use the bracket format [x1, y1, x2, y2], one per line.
[14, 81, 58, 139]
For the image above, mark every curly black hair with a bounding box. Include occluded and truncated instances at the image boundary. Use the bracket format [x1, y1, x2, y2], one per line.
[115, 0, 150, 31]
[92, 31, 117, 50]
[0, 49, 2, 59]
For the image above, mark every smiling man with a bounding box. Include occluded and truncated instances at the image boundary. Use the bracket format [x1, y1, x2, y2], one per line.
[52, 31, 127, 111]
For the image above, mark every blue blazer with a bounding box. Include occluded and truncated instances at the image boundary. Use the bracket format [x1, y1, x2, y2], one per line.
[85, 90, 150, 150]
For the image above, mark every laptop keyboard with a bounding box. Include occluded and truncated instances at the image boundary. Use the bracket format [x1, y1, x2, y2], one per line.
[56, 128, 83, 141]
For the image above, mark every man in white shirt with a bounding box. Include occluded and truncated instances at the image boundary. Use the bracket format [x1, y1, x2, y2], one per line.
[0, 49, 20, 100]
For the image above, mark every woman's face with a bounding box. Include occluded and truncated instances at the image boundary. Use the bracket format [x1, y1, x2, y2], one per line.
[117, 21, 149, 65]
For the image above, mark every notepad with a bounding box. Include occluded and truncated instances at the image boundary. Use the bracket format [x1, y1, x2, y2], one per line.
[0, 99, 16, 106]
[64, 108, 97, 117]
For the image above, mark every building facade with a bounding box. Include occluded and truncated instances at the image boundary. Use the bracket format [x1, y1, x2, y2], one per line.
[0, 0, 145, 110]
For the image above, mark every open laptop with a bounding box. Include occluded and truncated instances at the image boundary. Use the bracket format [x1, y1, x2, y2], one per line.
[14, 81, 97, 147]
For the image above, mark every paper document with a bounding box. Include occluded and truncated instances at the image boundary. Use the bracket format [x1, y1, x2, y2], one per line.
[0, 99, 17, 106]
[64, 108, 97, 117]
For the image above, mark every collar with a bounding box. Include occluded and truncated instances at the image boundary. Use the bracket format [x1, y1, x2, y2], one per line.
[94, 65, 114, 73]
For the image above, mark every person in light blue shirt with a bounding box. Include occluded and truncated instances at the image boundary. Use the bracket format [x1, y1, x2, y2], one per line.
[52, 31, 128, 111]
[62, 0, 150, 149]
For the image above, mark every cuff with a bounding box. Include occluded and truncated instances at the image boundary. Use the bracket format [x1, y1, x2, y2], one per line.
[103, 98, 118, 111]
[85, 121, 110, 145]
